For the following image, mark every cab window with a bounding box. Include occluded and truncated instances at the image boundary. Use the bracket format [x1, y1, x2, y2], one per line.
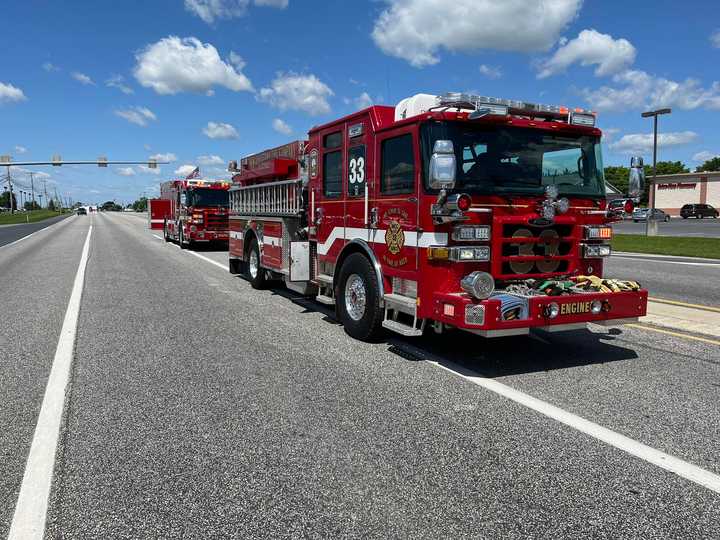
[381, 134, 415, 194]
[323, 150, 342, 197]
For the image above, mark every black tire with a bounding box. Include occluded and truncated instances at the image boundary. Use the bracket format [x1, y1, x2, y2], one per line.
[336, 253, 384, 341]
[700, 215, 704, 219]
[179, 227, 188, 249]
[245, 238, 266, 289]
[229, 258, 243, 275]
[665, 216, 670, 222]
[163, 221, 171, 242]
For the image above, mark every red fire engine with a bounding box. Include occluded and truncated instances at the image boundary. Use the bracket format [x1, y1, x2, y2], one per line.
[160, 179, 231, 248]
[227, 93, 647, 341]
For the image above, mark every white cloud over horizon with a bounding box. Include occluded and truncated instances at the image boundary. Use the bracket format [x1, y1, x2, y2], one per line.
[114, 106, 157, 127]
[202, 121, 239, 139]
[0, 82, 27, 104]
[134, 36, 253, 95]
[272, 118, 293, 135]
[258, 72, 333, 115]
[184, 0, 288, 24]
[610, 131, 698, 154]
[372, 0, 582, 67]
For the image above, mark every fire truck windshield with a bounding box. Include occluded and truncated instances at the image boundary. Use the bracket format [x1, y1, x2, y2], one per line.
[185, 188, 229, 207]
[421, 122, 605, 198]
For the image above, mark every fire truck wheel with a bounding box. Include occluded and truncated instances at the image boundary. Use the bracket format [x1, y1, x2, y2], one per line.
[246, 239, 266, 289]
[179, 228, 187, 249]
[163, 222, 170, 242]
[337, 253, 383, 341]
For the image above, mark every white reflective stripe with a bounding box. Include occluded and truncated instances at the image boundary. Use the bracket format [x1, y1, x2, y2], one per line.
[229, 231, 243, 240]
[264, 236, 281, 247]
[316, 226, 448, 256]
[149, 219, 165, 223]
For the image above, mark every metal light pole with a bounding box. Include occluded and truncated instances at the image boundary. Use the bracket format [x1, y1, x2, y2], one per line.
[641, 108, 671, 236]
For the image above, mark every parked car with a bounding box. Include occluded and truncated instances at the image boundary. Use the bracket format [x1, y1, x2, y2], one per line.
[607, 198, 634, 218]
[76, 207, 87, 215]
[680, 203, 718, 219]
[632, 207, 670, 222]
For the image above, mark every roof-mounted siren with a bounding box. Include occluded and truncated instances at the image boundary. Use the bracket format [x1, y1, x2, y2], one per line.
[394, 94, 439, 121]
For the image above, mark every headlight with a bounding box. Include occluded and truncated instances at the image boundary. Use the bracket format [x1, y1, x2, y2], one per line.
[460, 271, 495, 300]
[452, 225, 491, 241]
[544, 302, 560, 319]
[582, 243, 611, 258]
[449, 246, 490, 262]
[585, 226, 612, 240]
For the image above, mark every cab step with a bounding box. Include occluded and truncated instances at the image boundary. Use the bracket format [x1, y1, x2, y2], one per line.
[382, 319, 424, 337]
[316, 294, 335, 306]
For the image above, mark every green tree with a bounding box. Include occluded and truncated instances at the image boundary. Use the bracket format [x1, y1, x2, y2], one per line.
[24, 200, 40, 211]
[0, 190, 18, 209]
[604, 166, 630, 194]
[132, 197, 148, 212]
[644, 160, 689, 176]
[697, 157, 720, 172]
[48, 199, 57, 211]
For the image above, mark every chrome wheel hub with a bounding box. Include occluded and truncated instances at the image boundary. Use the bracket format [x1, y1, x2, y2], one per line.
[344, 274, 367, 321]
[249, 250, 259, 278]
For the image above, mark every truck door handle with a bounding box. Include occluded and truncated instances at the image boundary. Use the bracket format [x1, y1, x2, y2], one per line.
[369, 207, 379, 228]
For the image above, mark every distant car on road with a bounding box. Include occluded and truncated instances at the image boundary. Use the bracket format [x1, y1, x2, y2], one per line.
[76, 207, 87, 216]
[632, 207, 670, 222]
[680, 203, 718, 219]
[608, 198, 634, 218]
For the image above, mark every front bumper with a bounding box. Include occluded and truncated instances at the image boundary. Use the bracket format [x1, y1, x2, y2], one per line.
[187, 229, 229, 242]
[431, 289, 648, 337]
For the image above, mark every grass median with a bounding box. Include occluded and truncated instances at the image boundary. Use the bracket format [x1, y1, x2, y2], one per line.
[613, 234, 720, 259]
[0, 210, 65, 225]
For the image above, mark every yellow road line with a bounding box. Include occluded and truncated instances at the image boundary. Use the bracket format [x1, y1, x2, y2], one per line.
[649, 297, 720, 313]
[627, 323, 720, 346]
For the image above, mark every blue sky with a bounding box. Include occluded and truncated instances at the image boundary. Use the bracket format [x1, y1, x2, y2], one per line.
[1, 0, 719, 205]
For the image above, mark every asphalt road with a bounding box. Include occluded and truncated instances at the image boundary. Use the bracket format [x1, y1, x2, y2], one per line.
[3, 211, 720, 539]
[606, 253, 720, 307]
[613, 217, 720, 237]
[0, 214, 72, 247]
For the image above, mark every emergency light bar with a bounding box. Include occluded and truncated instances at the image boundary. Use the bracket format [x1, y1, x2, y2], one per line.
[438, 93, 596, 127]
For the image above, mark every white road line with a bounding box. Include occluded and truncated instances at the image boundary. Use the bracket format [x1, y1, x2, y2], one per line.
[152, 232, 228, 271]
[614, 251, 720, 263]
[612, 256, 720, 268]
[426, 359, 720, 494]
[0, 215, 74, 251]
[8, 225, 93, 540]
[186, 250, 228, 271]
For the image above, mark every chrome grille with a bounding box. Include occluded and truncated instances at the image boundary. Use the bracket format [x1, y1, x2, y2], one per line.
[465, 305, 485, 326]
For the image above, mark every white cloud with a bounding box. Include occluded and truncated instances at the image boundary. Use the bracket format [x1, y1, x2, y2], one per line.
[175, 164, 198, 176]
[0, 82, 27, 104]
[371, 0, 582, 67]
[106, 74, 134, 94]
[42, 62, 60, 72]
[202, 121, 239, 139]
[582, 70, 720, 112]
[537, 29, 636, 79]
[609, 131, 698, 154]
[197, 154, 225, 165]
[601, 128, 621, 144]
[14, 145, 28, 154]
[353, 92, 373, 109]
[134, 36, 253, 95]
[711, 30, 720, 49]
[149, 152, 177, 162]
[72, 72, 95, 85]
[693, 151, 719, 163]
[137, 165, 162, 175]
[116, 167, 136, 176]
[184, 0, 288, 24]
[478, 64, 502, 79]
[272, 118, 293, 135]
[115, 106, 157, 127]
[259, 72, 333, 115]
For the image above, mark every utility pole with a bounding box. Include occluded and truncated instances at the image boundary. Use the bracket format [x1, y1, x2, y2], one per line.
[30, 172, 36, 209]
[42, 178, 48, 208]
[641, 108, 672, 236]
[6, 167, 15, 214]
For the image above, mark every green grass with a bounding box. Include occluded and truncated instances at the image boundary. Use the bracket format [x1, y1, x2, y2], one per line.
[0, 210, 65, 225]
[613, 234, 720, 259]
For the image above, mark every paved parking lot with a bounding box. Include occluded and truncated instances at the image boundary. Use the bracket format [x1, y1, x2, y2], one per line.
[613, 217, 720, 237]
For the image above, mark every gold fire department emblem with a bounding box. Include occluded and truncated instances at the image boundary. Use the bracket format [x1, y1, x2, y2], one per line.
[386, 220, 405, 255]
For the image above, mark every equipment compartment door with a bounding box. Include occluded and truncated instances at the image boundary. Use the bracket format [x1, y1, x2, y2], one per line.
[289, 242, 311, 281]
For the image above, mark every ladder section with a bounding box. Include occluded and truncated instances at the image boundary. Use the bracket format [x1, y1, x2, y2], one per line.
[230, 180, 303, 217]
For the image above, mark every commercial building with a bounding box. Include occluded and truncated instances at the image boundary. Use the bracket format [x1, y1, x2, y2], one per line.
[651, 171, 720, 216]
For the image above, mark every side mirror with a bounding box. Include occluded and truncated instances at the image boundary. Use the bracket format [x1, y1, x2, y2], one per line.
[628, 156, 645, 199]
[429, 140, 457, 190]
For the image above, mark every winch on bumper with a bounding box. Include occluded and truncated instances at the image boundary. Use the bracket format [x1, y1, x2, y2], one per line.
[430, 289, 648, 338]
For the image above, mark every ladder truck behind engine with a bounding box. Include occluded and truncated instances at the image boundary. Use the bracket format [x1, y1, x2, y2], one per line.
[228, 93, 648, 341]
[161, 179, 231, 248]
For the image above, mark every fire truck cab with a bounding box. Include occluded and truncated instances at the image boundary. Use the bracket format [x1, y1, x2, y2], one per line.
[228, 93, 647, 341]
[161, 179, 230, 248]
